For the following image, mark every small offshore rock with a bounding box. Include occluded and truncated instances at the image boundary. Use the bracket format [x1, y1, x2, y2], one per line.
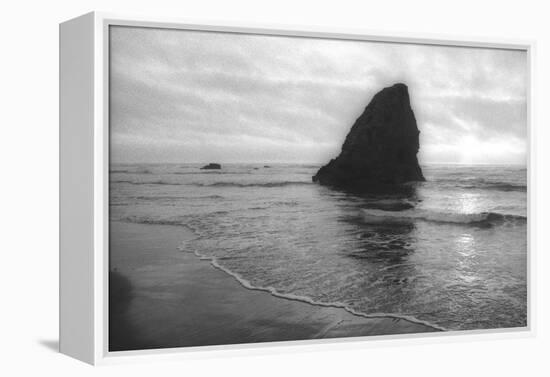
[200, 163, 222, 170]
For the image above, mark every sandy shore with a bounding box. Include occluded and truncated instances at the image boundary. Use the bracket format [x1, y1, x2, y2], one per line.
[109, 221, 438, 351]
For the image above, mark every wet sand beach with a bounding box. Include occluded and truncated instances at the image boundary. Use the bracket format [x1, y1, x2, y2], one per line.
[109, 221, 438, 351]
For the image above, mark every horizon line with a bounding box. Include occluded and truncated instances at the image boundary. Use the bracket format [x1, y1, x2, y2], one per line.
[110, 161, 528, 166]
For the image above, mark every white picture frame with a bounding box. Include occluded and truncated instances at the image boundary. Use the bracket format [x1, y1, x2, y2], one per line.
[59, 11, 536, 365]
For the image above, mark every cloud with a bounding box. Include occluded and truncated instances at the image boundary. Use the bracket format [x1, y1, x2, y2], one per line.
[110, 26, 527, 165]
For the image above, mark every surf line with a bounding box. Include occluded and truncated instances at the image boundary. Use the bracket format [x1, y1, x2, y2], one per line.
[177, 239, 447, 333]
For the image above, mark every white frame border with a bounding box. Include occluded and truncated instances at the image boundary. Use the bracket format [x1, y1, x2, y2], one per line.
[85, 11, 535, 365]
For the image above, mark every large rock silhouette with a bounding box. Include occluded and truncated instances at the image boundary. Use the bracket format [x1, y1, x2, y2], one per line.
[313, 83, 424, 190]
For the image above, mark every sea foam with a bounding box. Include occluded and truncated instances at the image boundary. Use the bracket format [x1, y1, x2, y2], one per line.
[177, 239, 446, 332]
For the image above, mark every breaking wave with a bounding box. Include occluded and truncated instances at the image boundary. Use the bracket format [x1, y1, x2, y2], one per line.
[171, 171, 252, 175]
[190, 181, 312, 188]
[361, 208, 526, 226]
[464, 182, 527, 192]
[109, 169, 153, 175]
[120, 213, 229, 228]
[436, 177, 527, 192]
[134, 194, 224, 201]
[110, 180, 182, 186]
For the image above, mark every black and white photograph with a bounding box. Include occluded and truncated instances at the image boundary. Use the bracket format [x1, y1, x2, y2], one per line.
[107, 25, 528, 351]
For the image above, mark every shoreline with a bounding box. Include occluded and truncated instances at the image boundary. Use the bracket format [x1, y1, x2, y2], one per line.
[189, 245, 447, 332]
[109, 220, 439, 351]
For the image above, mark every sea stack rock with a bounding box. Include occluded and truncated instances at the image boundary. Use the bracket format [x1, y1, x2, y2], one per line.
[313, 83, 424, 190]
[200, 163, 221, 170]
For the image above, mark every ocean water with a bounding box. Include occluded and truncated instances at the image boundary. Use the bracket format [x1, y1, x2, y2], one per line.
[109, 163, 527, 331]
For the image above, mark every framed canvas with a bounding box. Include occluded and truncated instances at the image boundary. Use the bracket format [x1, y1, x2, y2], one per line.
[59, 12, 535, 365]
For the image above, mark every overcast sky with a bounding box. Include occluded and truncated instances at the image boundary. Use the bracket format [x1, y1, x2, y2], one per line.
[110, 26, 527, 165]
